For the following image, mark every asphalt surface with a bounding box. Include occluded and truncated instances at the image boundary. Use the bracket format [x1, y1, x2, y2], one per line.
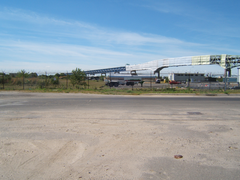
[0, 92, 239, 122]
[0, 92, 239, 111]
[0, 92, 240, 179]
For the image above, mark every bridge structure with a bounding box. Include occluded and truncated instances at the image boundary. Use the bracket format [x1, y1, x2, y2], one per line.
[126, 54, 240, 78]
[84, 66, 126, 76]
[84, 54, 240, 78]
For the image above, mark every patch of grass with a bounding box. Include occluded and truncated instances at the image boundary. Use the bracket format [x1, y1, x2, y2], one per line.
[2, 81, 240, 95]
[224, 91, 229, 95]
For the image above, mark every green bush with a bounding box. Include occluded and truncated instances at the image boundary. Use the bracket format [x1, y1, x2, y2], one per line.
[17, 80, 22, 86]
[70, 68, 86, 87]
[51, 77, 59, 85]
[37, 81, 48, 89]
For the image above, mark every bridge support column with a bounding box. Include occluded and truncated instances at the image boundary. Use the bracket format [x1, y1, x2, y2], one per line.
[130, 70, 137, 75]
[225, 68, 231, 77]
[224, 68, 232, 89]
[238, 68, 240, 86]
[155, 70, 161, 83]
[157, 71, 160, 79]
[154, 66, 167, 83]
[228, 68, 231, 77]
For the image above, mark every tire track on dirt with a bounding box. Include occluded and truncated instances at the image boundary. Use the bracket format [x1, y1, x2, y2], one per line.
[26, 141, 84, 179]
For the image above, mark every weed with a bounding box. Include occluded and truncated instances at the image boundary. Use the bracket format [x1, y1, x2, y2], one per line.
[224, 91, 229, 95]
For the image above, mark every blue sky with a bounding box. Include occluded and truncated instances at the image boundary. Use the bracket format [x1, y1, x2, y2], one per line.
[0, 0, 240, 74]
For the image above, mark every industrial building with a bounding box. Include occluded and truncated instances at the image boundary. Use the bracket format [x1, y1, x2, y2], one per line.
[168, 73, 205, 82]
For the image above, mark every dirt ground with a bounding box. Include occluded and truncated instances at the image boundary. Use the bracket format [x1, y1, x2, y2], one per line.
[0, 92, 240, 180]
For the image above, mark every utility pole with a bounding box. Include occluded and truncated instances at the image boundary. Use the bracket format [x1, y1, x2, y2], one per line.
[110, 72, 112, 89]
[88, 74, 89, 89]
[150, 71, 152, 90]
[209, 73, 211, 90]
[66, 71, 68, 89]
[23, 71, 25, 90]
[2, 72, 4, 89]
[224, 69, 227, 91]
[45, 71, 47, 88]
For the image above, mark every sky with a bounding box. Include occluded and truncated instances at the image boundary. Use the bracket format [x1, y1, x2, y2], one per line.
[0, 0, 240, 75]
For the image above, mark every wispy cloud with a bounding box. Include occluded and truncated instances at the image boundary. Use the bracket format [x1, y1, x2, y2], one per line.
[0, 40, 131, 57]
[0, 39, 204, 72]
[0, 7, 94, 28]
[0, 7, 199, 47]
[140, 1, 186, 14]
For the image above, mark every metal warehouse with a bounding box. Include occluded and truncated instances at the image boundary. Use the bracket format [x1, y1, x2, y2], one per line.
[168, 73, 205, 82]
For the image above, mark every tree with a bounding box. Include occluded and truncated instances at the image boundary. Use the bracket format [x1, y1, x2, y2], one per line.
[70, 68, 86, 88]
[51, 76, 59, 85]
[55, 73, 60, 78]
[139, 80, 144, 87]
[17, 70, 29, 78]
[0, 72, 5, 89]
[164, 77, 169, 83]
[100, 75, 105, 81]
[17, 70, 29, 90]
[60, 73, 66, 76]
[30, 72, 38, 77]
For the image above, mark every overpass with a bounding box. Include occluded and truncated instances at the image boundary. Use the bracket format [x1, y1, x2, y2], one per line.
[84, 66, 126, 75]
[85, 54, 240, 77]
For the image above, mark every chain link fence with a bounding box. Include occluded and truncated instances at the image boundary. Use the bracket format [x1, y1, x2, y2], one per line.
[0, 71, 239, 91]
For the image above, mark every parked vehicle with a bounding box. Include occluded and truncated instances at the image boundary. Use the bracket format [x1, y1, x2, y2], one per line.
[105, 76, 142, 87]
[126, 82, 135, 86]
[169, 80, 181, 84]
[105, 80, 119, 87]
[229, 86, 240, 90]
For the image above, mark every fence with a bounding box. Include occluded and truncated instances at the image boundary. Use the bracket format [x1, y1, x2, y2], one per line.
[0, 72, 239, 91]
[0, 74, 82, 90]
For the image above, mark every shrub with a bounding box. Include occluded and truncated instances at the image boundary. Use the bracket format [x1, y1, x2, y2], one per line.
[70, 68, 86, 87]
[51, 77, 59, 85]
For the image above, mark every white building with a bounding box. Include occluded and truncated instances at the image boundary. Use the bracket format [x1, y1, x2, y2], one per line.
[168, 73, 205, 82]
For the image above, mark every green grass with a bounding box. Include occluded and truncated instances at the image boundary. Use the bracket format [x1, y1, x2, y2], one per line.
[1, 87, 240, 95]
[3, 87, 236, 95]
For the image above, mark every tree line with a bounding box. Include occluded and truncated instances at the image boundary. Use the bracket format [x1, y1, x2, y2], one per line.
[1, 68, 87, 89]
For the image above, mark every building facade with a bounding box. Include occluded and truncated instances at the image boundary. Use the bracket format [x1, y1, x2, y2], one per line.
[168, 73, 205, 82]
